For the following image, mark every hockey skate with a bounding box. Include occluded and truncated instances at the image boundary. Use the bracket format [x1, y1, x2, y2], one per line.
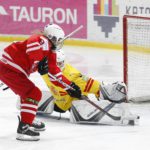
[31, 119, 46, 131]
[16, 116, 40, 141]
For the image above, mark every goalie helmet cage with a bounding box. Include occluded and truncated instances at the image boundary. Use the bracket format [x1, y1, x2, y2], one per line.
[123, 15, 150, 103]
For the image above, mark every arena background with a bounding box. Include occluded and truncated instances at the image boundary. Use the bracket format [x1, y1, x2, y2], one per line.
[0, 0, 150, 49]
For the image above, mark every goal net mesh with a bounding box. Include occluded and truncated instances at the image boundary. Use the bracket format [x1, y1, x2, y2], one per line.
[123, 15, 150, 102]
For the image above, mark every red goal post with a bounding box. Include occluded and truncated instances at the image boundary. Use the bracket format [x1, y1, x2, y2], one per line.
[123, 15, 150, 102]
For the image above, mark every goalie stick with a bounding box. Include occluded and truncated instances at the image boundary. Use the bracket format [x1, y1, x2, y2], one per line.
[48, 73, 122, 121]
[80, 95, 121, 120]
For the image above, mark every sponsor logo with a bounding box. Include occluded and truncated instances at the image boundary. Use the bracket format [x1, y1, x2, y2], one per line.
[0, 5, 77, 24]
[93, 0, 119, 38]
[50, 86, 59, 95]
[126, 6, 150, 15]
[0, 6, 8, 15]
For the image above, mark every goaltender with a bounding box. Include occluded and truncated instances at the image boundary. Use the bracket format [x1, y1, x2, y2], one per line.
[38, 49, 139, 125]
[17, 49, 139, 125]
[41, 49, 126, 111]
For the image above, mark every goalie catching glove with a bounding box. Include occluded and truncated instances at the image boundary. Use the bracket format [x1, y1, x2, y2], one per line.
[100, 81, 127, 103]
[66, 82, 82, 99]
[38, 57, 49, 75]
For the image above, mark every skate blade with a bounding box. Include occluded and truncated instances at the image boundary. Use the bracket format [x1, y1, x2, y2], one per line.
[16, 133, 40, 141]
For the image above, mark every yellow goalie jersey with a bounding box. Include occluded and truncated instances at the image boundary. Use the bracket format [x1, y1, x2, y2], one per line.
[42, 63, 100, 111]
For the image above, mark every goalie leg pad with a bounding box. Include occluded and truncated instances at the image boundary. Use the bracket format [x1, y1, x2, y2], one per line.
[70, 100, 139, 126]
[70, 100, 101, 124]
[37, 91, 54, 114]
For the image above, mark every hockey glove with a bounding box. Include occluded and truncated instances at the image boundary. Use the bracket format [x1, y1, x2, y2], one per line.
[100, 81, 127, 103]
[38, 57, 49, 75]
[66, 82, 81, 99]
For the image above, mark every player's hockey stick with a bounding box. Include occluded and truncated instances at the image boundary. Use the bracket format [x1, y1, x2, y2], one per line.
[48, 73, 121, 121]
[59, 25, 83, 43]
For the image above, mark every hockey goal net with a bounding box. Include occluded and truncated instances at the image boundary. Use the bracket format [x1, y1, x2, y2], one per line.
[123, 15, 150, 102]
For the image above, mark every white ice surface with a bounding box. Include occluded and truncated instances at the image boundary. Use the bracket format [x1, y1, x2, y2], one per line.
[0, 43, 150, 150]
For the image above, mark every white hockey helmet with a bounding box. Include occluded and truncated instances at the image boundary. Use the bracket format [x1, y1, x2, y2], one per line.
[43, 23, 65, 50]
[56, 49, 65, 70]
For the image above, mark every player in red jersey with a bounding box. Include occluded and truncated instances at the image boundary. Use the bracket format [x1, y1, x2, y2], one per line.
[0, 23, 81, 141]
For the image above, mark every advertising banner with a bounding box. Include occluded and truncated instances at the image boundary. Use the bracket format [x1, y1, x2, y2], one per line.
[87, 0, 121, 43]
[0, 1, 87, 38]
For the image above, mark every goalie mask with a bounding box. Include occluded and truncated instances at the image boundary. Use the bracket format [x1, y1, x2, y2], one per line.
[43, 23, 65, 50]
[56, 49, 65, 70]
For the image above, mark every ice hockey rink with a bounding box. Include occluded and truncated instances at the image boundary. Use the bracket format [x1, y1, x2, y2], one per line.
[1, 42, 150, 150]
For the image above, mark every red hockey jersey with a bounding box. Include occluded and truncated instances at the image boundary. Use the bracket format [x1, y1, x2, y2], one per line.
[1, 34, 71, 89]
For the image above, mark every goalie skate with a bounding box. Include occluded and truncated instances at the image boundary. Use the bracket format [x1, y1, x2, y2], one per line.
[121, 114, 140, 126]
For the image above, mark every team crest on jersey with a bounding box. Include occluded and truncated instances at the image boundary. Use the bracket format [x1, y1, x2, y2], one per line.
[49, 86, 58, 95]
